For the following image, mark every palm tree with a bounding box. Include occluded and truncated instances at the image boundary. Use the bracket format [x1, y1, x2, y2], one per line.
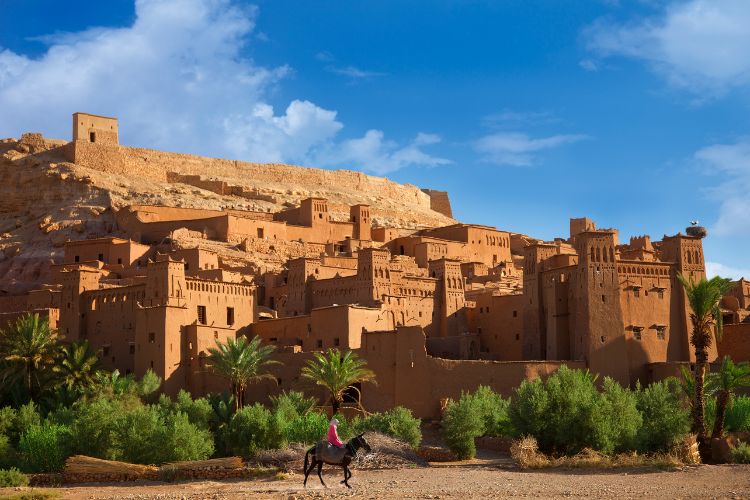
[54, 340, 101, 392]
[711, 356, 750, 439]
[677, 273, 734, 457]
[301, 348, 376, 415]
[0, 313, 59, 399]
[205, 336, 277, 411]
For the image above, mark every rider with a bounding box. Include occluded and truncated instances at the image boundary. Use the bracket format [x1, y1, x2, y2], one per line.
[327, 417, 345, 448]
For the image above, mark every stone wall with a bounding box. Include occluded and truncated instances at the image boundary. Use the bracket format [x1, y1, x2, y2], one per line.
[421, 189, 453, 218]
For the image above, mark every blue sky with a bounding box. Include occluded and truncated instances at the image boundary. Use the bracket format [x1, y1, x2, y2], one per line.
[1, 0, 749, 277]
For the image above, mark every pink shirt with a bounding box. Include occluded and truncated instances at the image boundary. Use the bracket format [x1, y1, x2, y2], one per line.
[327, 423, 344, 447]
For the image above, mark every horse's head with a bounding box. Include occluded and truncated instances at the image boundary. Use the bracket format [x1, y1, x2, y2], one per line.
[354, 432, 372, 453]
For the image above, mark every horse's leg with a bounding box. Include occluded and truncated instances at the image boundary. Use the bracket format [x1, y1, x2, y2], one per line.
[317, 461, 326, 488]
[303, 457, 316, 487]
[343, 465, 352, 489]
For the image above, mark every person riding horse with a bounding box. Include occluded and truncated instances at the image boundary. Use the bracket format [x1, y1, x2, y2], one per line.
[303, 422, 372, 489]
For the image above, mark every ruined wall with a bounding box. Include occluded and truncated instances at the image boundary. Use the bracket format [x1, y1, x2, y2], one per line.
[421, 189, 453, 218]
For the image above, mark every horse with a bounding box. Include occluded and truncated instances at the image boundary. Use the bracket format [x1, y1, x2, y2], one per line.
[303, 433, 371, 488]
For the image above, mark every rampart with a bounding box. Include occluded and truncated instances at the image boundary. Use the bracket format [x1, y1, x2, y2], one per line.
[421, 189, 453, 218]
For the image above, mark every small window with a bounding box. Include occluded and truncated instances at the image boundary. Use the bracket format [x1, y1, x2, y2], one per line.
[197, 305, 207, 325]
[633, 327, 643, 340]
[98, 253, 104, 261]
[103, 346, 110, 356]
[150, 360, 154, 369]
[257, 227, 264, 238]
[477, 327, 482, 334]
[214, 331, 219, 340]
[602, 295, 606, 303]
[129, 344, 135, 355]
[656, 326, 666, 340]
[227, 307, 235, 326]
[316, 339, 323, 348]
[515, 334, 520, 341]
[90, 131, 96, 143]
[634, 289, 640, 297]
[513, 310, 517, 318]
[334, 337, 340, 347]
[269, 337, 278, 342]
[117, 257, 122, 265]
[74, 255, 80, 263]
[600, 335, 606, 344]
[658, 290, 664, 299]
[148, 332, 155, 343]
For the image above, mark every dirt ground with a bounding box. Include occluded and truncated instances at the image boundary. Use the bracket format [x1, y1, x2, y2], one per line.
[4, 459, 750, 500]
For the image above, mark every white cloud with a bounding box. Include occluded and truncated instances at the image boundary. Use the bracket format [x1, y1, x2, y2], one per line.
[706, 261, 750, 281]
[583, 0, 750, 95]
[326, 65, 385, 79]
[0, 0, 442, 174]
[315, 130, 451, 175]
[474, 132, 587, 166]
[694, 139, 750, 237]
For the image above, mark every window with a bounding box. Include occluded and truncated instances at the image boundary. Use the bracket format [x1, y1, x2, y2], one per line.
[148, 332, 155, 343]
[316, 339, 323, 348]
[226, 307, 235, 326]
[257, 227, 264, 238]
[515, 334, 520, 341]
[150, 360, 154, 369]
[658, 290, 664, 299]
[634, 289, 640, 297]
[214, 331, 219, 340]
[513, 310, 517, 318]
[129, 344, 135, 355]
[74, 255, 80, 263]
[98, 253, 104, 261]
[334, 337, 340, 347]
[656, 326, 666, 340]
[197, 305, 207, 325]
[117, 258, 122, 265]
[633, 327, 643, 340]
[477, 327, 482, 334]
[602, 295, 606, 303]
[90, 131, 96, 143]
[103, 346, 110, 356]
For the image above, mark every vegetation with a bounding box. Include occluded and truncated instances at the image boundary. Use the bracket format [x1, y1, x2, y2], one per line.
[441, 386, 511, 459]
[0, 314, 59, 401]
[0, 467, 28, 487]
[205, 336, 277, 411]
[301, 348, 376, 414]
[677, 274, 734, 458]
[731, 441, 750, 464]
[710, 356, 750, 439]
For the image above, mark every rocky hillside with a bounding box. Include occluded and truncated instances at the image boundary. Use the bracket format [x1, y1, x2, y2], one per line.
[0, 133, 454, 293]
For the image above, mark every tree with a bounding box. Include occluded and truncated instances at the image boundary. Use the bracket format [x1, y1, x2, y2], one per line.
[0, 314, 59, 400]
[677, 273, 734, 458]
[53, 340, 101, 392]
[301, 348, 376, 415]
[711, 356, 750, 439]
[205, 336, 277, 411]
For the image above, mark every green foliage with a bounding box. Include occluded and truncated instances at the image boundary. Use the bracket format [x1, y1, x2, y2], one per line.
[159, 391, 214, 431]
[67, 396, 124, 458]
[0, 407, 16, 437]
[137, 369, 162, 401]
[270, 390, 317, 417]
[441, 394, 484, 459]
[112, 405, 213, 464]
[471, 386, 512, 437]
[53, 340, 100, 393]
[301, 349, 376, 413]
[355, 407, 422, 448]
[725, 396, 750, 432]
[14, 402, 41, 446]
[18, 423, 71, 473]
[509, 379, 549, 439]
[226, 404, 283, 456]
[731, 441, 750, 464]
[590, 379, 642, 454]
[635, 379, 690, 452]
[0, 467, 28, 487]
[0, 434, 18, 469]
[280, 411, 329, 446]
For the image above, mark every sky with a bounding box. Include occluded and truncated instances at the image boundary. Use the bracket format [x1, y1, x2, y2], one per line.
[1, 0, 748, 278]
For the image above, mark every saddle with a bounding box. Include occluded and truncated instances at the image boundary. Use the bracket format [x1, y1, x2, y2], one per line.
[314, 440, 350, 463]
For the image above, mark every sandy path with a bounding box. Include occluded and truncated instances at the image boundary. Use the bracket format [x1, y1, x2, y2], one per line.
[5, 462, 750, 500]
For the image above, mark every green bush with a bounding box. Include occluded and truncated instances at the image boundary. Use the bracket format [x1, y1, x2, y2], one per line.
[355, 407, 422, 448]
[112, 405, 213, 464]
[635, 379, 690, 452]
[731, 441, 750, 464]
[591, 379, 641, 454]
[0, 407, 16, 437]
[68, 396, 123, 459]
[281, 411, 329, 445]
[18, 423, 71, 473]
[226, 404, 283, 456]
[159, 391, 214, 432]
[725, 396, 750, 432]
[270, 390, 318, 417]
[442, 394, 484, 459]
[471, 386, 512, 437]
[0, 467, 28, 487]
[13, 403, 40, 446]
[509, 368, 645, 455]
[0, 434, 18, 469]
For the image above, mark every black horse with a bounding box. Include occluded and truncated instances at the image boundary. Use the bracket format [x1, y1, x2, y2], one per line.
[303, 433, 371, 488]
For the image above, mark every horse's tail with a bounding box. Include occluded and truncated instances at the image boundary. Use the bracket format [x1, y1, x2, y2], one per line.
[304, 445, 313, 471]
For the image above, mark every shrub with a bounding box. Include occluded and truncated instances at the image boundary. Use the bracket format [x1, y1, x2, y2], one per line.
[0, 467, 28, 487]
[226, 404, 283, 456]
[13, 403, 40, 446]
[68, 396, 123, 459]
[731, 441, 750, 464]
[18, 423, 71, 473]
[635, 379, 690, 452]
[590, 379, 641, 454]
[0, 407, 16, 437]
[355, 407, 422, 448]
[270, 390, 317, 417]
[471, 386, 512, 437]
[441, 394, 484, 459]
[112, 405, 213, 464]
[281, 411, 329, 445]
[509, 378, 549, 441]
[0, 434, 18, 469]
[160, 391, 214, 431]
[725, 396, 750, 432]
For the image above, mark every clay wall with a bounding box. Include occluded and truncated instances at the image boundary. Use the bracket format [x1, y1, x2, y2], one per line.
[717, 323, 750, 362]
[72, 113, 118, 144]
[420, 189, 453, 218]
[63, 238, 151, 270]
[467, 292, 524, 360]
[185, 323, 237, 396]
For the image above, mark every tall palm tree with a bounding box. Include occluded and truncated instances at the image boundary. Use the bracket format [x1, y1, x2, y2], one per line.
[301, 348, 376, 415]
[206, 336, 277, 411]
[53, 340, 101, 392]
[0, 313, 59, 400]
[711, 356, 750, 439]
[677, 273, 734, 457]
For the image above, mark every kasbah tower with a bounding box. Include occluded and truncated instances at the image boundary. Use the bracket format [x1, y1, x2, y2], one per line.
[0, 112, 748, 418]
